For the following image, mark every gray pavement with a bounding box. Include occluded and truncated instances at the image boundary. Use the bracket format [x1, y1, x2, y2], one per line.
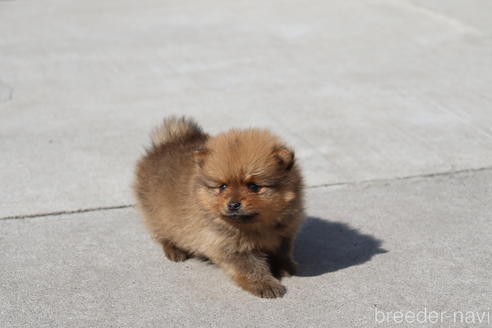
[1, 0, 491, 327]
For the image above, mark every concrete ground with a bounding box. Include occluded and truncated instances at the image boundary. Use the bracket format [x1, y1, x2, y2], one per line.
[1, 0, 491, 327]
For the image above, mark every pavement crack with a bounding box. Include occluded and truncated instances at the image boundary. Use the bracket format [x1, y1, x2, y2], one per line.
[307, 165, 492, 190]
[0, 80, 14, 103]
[396, 0, 482, 36]
[0, 204, 134, 221]
[2, 166, 491, 221]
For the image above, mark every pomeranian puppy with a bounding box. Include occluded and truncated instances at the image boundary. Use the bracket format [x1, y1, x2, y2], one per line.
[133, 117, 304, 298]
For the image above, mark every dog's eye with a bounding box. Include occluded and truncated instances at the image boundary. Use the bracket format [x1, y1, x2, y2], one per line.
[247, 183, 260, 192]
[219, 184, 227, 191]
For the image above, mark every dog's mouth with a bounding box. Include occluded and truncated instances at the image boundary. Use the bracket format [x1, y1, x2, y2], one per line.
[222, 213, 258, 223]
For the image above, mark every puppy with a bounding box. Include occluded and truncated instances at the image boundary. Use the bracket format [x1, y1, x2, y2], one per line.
[133, 117, 304, 298]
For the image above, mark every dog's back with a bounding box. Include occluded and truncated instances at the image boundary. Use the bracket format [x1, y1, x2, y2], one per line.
[133, 117, 208, 240]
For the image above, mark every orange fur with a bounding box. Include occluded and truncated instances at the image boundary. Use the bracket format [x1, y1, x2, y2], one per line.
[133, 116, 304, 298]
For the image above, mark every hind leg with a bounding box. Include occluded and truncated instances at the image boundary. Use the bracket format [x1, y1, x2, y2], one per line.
[161, 240, 191, 262]
[268, 237, 297, 278]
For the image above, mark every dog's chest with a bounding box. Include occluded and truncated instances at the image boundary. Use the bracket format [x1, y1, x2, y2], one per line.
[235, 230, 281, 253]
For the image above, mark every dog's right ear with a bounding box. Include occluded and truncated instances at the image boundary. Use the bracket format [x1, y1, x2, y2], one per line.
[192, 148, 209, 168]
[273, 146, 295, 171]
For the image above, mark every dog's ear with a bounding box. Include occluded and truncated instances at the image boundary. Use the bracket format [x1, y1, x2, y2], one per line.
[192, 148, 209, 168]
[273, 146, 295, 171]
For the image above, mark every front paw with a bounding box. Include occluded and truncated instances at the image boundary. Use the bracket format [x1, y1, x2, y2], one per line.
[161, 242, 190, 262]
[248, 279, 287, 298]
[270, 257, 298, 278]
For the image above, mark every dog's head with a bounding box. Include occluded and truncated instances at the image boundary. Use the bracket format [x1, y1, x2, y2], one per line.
[194, 129, 301, 228]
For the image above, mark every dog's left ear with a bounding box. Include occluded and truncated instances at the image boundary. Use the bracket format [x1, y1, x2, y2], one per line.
[192, 147, 209, 168]
[273, 146, 295, 171]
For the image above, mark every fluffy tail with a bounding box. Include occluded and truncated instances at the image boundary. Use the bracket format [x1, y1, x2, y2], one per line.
[150, 116, 205, 147]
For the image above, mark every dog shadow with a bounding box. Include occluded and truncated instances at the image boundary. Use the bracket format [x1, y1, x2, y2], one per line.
[293, 217, 387, 277]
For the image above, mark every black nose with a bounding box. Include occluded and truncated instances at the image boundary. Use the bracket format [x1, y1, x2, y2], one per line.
[228, 201, 241, 212]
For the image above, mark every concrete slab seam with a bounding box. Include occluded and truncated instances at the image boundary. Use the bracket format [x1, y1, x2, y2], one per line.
[1, 165, 491, 222]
